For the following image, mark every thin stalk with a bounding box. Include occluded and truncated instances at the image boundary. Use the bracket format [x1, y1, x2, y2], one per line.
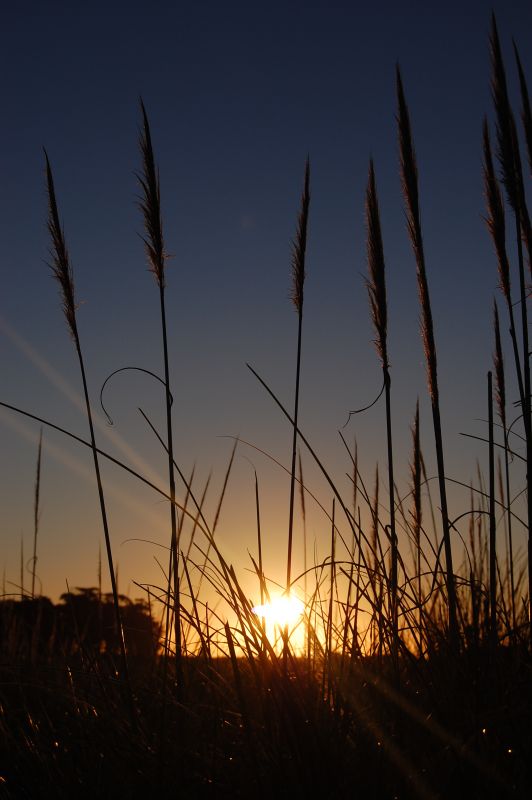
[254, 470, 266, 648]
[163, 464, 193, 672]
[196, 439, 238, 597]
[516, 218, 532, 646]
[471, 560, 479, 649]
[297, 452, 309, 660]
[341, 444, 358, 671]
[350, 513, 362, 666]
[98, 544, 102, 604]
[326, 499, 336, 702]
[370, 466, 384, 659]
[352, 439, 359, 520]
[488, 372, 497, 648]
[98, 543, 102, 645]
[286, 158, 310, 593]
[184, 473, 212, 564]
[0, 399, 213, 533]
[410, 400, 423, 656]
[340, 556, 354, 678]
[181, 552, 209, 660]
[514, 214, 532, 646]
[31, 428, 43, 599]
[255, 471, 264, 607]
[493, 300, 516, 632]
[20, 536, 24, 599]
[247, 363, 376, 592]
[139, 407, 211, 536]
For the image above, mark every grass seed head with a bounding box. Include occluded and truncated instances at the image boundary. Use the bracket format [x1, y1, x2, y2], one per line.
[513, 40, 532, 176]
[365, 159, 388, 370]
[44, 151, 77, 341]
[483, 119, 511, 302]
[290, 157, 310, 314]
[493, 299, 506, 429]
[396, 66, 437, 404]
[138, 99, 166, 289]
[490, 14, 522, 215]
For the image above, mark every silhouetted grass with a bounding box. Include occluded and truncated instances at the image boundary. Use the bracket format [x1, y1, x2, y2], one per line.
[0, 14, 531, 799]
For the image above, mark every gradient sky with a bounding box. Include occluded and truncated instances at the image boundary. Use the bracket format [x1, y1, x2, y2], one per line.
[1, 1, 530, 609]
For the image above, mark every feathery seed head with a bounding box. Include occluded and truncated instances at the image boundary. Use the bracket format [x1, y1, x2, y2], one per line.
[396, 67, 438, 404]
[513, 41, 532, 176]
[45, 151, 77, 341]
[513, 42, 532, 173]
[511, 40, 532, 272]
[290, 157, 310, 314]
[493, 299, 506, 429]
[138, 99, 166, 289]
[490, 14, 522, 215]
[396, 66, 420, 240]
[365, 159, 388, 369]
[483, 119, 511, 302]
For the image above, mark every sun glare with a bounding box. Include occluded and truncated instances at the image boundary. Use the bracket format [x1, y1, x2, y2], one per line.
[252, 595, 304, 627]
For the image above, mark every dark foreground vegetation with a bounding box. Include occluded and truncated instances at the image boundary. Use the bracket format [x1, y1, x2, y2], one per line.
[1, 13, 532, 799]
[0, 593, 531, 799]
[0, 600, 532, 799]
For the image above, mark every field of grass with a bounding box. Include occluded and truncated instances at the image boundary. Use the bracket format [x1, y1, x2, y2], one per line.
[0, 14, 531, 799]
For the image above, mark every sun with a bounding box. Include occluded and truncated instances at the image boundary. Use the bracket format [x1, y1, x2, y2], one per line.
[252, 594, 304, 628]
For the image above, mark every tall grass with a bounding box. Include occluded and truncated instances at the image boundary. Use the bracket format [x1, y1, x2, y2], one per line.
[490, 16, 532, 643]
[396, 67, 458, 645]
[137, 101, 183, 690]
[286, 157, 310, 594]
[0, 15, 531, 798]
[44, 151, 134, 720]
[365, 158, 398, 670]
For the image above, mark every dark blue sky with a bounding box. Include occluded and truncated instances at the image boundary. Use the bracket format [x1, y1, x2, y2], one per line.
[1, 1, 530, 601]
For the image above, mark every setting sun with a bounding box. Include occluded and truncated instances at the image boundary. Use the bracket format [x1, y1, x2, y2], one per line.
[252, 594, 305, 628]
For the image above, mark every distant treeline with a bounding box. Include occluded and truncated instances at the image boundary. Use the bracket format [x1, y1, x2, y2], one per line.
[0, 588, 159, 660]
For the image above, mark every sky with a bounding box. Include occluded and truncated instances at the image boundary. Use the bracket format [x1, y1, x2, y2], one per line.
[0, 1, 531, 614]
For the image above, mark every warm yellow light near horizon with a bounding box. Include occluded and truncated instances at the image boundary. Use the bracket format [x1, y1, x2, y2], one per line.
[252, 595, 304, 627]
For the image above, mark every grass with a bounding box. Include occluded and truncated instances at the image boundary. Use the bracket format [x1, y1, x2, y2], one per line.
[0, 14, 531, 799]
